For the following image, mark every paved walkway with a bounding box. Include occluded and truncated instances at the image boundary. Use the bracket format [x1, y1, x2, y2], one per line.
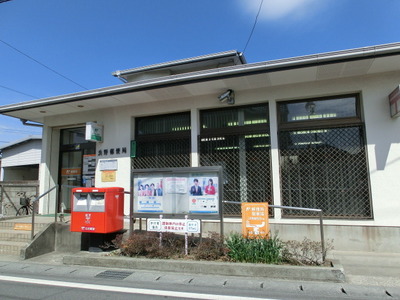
[328, 250, 400, 287]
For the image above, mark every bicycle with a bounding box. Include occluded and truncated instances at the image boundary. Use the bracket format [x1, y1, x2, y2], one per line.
[16, 192, 37, 216]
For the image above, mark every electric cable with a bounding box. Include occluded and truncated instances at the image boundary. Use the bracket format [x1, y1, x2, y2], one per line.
[0, 84, 37, 99]
[0, 39, 89, 90]
[242, 0, 264, 54]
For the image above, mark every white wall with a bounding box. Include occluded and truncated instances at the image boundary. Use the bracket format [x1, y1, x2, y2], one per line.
[1, 140, 41, 168]
[40, 70, 400, 228]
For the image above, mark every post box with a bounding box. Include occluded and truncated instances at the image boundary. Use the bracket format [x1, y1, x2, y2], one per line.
[71, 187, 124, 233]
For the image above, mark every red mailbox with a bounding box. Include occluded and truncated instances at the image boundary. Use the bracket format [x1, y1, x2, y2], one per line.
[71, 187, 124, 233]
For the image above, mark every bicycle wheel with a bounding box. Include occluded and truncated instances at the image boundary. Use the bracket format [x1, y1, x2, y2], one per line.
[16, 206, 29, 216]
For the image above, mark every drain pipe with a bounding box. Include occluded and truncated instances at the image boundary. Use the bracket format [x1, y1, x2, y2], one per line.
[20, 119, 43, 127]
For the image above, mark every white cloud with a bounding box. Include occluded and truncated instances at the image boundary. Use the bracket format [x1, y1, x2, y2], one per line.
[239, 0, 320, 21]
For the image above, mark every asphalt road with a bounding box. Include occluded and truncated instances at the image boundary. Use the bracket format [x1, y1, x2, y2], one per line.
[0, 258, 399, 300]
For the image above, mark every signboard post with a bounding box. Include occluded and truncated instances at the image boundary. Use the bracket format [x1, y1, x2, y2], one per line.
[147, 215, 201, 255]
[241, 202, 269, 239]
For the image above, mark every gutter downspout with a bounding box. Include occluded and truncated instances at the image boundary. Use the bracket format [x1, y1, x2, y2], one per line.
[20, 119, 43, 127]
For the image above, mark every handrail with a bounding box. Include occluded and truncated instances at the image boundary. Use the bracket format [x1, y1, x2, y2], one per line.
[223, 201, 326, 262]
[31, 185, 58, 240]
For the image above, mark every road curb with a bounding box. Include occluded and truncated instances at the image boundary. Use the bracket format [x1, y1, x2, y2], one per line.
[63, 253, 346, 283]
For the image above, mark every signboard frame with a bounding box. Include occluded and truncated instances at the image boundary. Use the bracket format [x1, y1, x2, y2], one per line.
[132, 166, 223, 221]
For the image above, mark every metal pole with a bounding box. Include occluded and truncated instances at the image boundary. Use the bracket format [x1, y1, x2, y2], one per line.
[319, 210, 326, 262]
[31, 201, 36, 240]
[0, 185, 3, 216]
[185, 215, 188, 256]
[31, 185, 58, 240]
[125, 190, 134, 235]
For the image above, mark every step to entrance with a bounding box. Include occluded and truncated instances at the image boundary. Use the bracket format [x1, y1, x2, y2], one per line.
[0, 230, 31, 242]
[0, 221, 48, 231]
[0, 241, 27, 256]
[0, 219, 52, 256]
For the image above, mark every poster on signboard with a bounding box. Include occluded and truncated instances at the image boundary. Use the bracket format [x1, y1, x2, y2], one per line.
[165, 177, 187, 194]
[188, 176, 219, 213]
[135, 177, 164, 212]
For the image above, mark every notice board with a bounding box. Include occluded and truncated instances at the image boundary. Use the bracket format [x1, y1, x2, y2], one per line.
[133, 166, 222, 220]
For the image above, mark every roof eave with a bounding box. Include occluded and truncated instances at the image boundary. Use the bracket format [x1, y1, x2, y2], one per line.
[2, 42, 400, 114]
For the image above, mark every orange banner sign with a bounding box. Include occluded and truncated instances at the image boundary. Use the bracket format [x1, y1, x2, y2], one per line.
[241, 202, 269, 239]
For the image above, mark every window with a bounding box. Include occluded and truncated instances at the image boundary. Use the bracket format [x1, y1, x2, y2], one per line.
[133, 112, 191, 169]
[200, 104, 272, 216]
[278, 95, 372, 219]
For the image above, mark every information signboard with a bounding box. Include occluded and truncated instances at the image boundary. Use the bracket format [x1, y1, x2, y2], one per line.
[133, 167, 222, 220]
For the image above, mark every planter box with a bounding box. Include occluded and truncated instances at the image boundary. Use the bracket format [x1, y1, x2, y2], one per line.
[63, 252, 345, 283]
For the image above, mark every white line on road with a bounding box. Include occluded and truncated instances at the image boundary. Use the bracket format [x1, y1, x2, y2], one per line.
[0, 275, 278, 300]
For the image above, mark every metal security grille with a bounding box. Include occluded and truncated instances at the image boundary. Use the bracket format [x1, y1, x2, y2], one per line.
[132, 137, 190, 169]
[200, 104, 272, 217]
[133, 113, 191, 169]
[200, 134, 272, 217]
[279, 126, 372, 218]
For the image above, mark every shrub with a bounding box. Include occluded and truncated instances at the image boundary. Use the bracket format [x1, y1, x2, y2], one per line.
[114, 231, 227, 260]
[191, 232, 228, 261]
[282, 237, 334, 266]
[111, 231, 333, 266]
[225, 233, 284, 264]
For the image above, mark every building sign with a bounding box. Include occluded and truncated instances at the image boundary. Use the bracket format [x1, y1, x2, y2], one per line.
[147, 218, 201, 233]
[241, 202, 269, 239]
[389, 85, 400, 118]
[85, 122, 103, 142]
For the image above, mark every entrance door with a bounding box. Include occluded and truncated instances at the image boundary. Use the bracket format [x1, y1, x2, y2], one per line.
[59, 127, 96, 212]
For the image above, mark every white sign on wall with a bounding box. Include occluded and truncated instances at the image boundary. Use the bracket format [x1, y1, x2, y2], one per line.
[85, 122, 103, 142]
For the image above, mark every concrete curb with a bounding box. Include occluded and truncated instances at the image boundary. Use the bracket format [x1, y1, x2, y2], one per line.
[63, 253, 346, 283]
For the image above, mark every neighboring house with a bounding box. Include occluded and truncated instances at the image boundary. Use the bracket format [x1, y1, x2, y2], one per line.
[0, 136, 42, 181]
[0, 43, 400, 252]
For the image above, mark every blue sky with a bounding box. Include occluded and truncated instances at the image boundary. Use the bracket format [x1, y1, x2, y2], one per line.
[1, 0, 400, 147]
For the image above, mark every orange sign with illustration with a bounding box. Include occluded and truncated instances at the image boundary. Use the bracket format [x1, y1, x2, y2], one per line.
[241, 202, 269, 239]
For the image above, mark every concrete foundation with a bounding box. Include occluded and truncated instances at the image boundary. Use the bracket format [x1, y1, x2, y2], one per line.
[200, 221, 400, 252]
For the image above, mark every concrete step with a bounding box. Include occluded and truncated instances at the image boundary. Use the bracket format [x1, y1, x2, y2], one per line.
[0, 229, 31, 242]
[0, 241, 27, 256]
[0, 221, 48, 231]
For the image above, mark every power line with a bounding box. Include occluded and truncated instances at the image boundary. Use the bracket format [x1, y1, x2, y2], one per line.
[242, 0, 264, 54]
[0, 84, 37, 99]
[0, 39, 89, 90]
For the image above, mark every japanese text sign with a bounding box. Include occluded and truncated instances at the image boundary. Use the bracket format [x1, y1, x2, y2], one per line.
[147, 218, 201, 233]
[241, 202, 269, 239]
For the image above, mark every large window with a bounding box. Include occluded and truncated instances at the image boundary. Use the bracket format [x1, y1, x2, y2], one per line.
[278, 95, 372, 219]
[133, 112, 191, 169]
[200, 104, 272, 216]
